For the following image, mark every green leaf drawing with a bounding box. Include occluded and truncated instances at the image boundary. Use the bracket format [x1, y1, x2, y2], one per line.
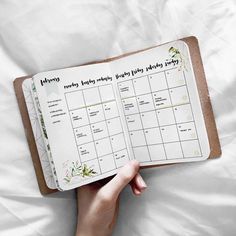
[169, 47, 181, 58]
[81, 164, 97, 177]
[63, 161, 96, 183]
[168, 47, 187, 71]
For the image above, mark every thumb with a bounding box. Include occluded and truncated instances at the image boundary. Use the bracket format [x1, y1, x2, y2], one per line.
[99, 160, 140, 201]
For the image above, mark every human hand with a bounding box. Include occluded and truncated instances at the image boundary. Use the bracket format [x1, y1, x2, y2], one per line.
[76, 160, 147, 236]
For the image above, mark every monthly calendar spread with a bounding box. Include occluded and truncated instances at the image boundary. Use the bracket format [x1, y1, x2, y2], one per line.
[31, 40, 210, 190]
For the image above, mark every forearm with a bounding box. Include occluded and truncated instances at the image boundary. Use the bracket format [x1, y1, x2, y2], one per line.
[75, 161, 146, 236]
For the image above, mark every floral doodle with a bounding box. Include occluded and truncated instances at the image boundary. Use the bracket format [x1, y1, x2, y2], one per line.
[64, 160, 97, 183]
[168, 47, 187, 71]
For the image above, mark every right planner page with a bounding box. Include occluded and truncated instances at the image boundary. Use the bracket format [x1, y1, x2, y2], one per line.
[111, 40, 210, 166]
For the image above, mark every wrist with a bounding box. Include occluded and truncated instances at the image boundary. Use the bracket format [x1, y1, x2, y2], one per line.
[76, 226, 112, 236]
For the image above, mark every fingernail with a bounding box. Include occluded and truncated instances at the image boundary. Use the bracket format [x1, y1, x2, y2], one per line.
[134, 189, 142, 196]
[137, 176, 147, 190]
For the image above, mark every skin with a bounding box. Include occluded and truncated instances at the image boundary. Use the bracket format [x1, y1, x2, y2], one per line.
[76, 160, 147, 236]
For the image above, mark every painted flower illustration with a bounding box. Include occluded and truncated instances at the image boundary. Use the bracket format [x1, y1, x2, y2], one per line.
[169, 47, 187, 71]
[64, 161, 97, 183]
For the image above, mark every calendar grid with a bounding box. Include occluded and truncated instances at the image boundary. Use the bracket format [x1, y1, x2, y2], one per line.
[119, 84, 191, 100]
[146, 74, 168, 160]
[64, 94, 83, 164]
[164, 70, 185, 158]
[87, 103, 187, 119]
[68, 99, 116, 111]
[70, 132, 124, 146]
[65, 84, 130, 177]
[182, 71, 202, 157]
[81, 89, 102, 174]
[72, 115, 120, 129]
[110, 85, 132, 165]
[131, 79, 152, 161]
[97, 86, 117, 169]
[119, 120, 197, 131]
[118, 67, 203, 162]
[131, 139, 200, 148]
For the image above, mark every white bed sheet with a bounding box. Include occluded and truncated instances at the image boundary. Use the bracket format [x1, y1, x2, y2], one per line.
[0, 0, 236, 235]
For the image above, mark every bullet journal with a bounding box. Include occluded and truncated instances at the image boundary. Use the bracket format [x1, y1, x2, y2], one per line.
[14, 36, 221, 194]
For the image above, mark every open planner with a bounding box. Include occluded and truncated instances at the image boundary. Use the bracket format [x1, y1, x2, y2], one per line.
[14, 36, 221, 194]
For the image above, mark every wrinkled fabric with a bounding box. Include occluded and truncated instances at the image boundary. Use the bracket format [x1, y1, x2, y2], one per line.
[0, 0, 236, 235]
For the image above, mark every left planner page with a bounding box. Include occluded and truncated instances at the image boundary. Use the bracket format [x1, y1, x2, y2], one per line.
[33, 63, 132, 190]
[22, 78, 56, 189]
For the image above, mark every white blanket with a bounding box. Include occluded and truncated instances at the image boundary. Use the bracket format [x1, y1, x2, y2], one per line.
[0, 0, 236, 235]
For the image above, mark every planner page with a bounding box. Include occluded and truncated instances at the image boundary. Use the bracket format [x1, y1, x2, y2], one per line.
[111, 40, 210, 166]
[22, 78, 56, 189]
[32, 63, 131, 190]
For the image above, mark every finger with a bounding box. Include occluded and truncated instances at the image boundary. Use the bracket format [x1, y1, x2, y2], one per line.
[130, 181, 142, 195]
[132, 173, 147, 191]
[130, 173, 147, 195]
[130, 176, 142, 195]
[99, 160, 140, 201]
